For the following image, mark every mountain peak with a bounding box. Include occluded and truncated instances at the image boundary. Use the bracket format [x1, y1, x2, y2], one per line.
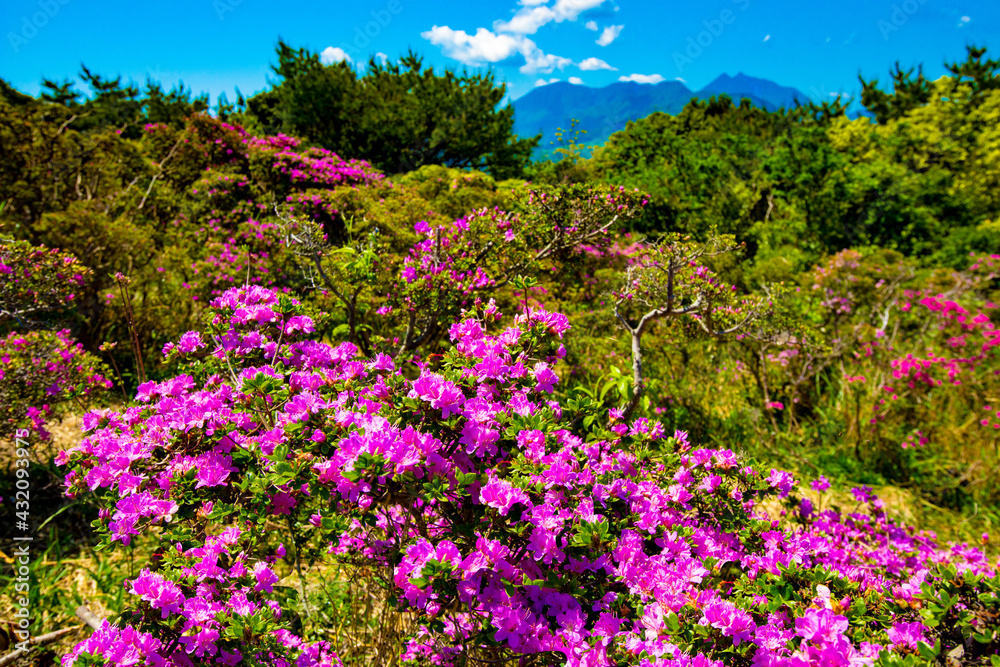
[697, 73, 807, 110]
[512, 74, 809, 156]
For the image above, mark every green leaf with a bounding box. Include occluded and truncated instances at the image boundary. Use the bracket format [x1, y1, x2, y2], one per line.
[665, 612, 681, 634]
[600, 378, 618, 401]
[916, 640, 939, 660]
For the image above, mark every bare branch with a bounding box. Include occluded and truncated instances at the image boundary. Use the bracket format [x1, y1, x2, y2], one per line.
[611, 235, 769, 418]
[0, 626, 83, 667]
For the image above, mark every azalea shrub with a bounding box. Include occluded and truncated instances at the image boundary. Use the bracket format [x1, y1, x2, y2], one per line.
[0, 329, 112, 440]
[838, 252, 1000, 506]
[3, 102, 649, 390]
[3, 107, 450, 378]
[59, 285, 1000, 667]
[728, 250, 1000, 503]
[0, 239, 91, 328]
[383, 183, 647, 356]
[628, 247, 1000, 513]
[0, 239, 111, 439]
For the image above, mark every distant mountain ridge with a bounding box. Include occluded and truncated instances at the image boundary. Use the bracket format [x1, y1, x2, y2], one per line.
[698, 72, 808, 110]
[512, 73, 811, 155]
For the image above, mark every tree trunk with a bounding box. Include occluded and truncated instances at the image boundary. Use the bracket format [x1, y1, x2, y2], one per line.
[623, 330, 644, 419]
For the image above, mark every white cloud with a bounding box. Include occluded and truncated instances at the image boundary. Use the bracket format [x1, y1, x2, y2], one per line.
[426, 0, 602, 73]
[535, 77, 561, 86]
[421, 25, 571, 73]
[762, 34, 771, 42]
[495, 6, 557, 34]
[320, 46, 352, 65]
[596, 24, 623, 46]
[585, 20, 598, 31]
[375, 52, 389, 64]
[496, 0, 607, 35]
[523, 50, 573, 73]
[579, 57, 616, 71]
[568, 76, 584, 84]
[675, 77, 687, 83]
[422, 25, 523, 63]
[618, 73, 664, 84]
[958, 15, 971, 27]
[553, 0, 606, 21]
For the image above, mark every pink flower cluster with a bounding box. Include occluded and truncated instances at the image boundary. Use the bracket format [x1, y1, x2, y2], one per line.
[400, 214, 505, 299]
[60, 285, 1000, 667]
[1, 329, 111, 439]
[0, 240, 89, 323]
[264, 145, 382, 188]
[861, 276, 1000, 434]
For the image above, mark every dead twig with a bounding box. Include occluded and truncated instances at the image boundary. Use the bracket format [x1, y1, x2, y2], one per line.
[0, 625, 83, 667]
[75, 605, 104, 631]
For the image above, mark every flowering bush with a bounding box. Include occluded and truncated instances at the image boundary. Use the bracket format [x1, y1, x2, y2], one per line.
[387, 183, 648, 355]
[714, 248, 915, 439]
[835, 253, 1000, 502]
[683, 248, 1000, 509]
[0, 239, 91, 327]
[0, 238, 110, 439]
[271, 180, 648, 360]
[59, 285, 1000, 666]
[0, 329, 111, 439]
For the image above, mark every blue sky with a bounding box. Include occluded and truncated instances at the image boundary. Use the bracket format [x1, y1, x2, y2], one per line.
[1, 0, 996, 105]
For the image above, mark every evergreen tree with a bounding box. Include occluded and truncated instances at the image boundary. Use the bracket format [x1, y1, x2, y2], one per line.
[859, 62, 932, 123]
[242, 42, 539, 178]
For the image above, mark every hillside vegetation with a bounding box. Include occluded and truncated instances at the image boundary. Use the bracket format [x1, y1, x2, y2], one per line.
[0, 43, 999, 667]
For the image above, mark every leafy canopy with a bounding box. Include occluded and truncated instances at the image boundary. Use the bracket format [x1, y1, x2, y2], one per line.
[243, 43, 539, 179]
